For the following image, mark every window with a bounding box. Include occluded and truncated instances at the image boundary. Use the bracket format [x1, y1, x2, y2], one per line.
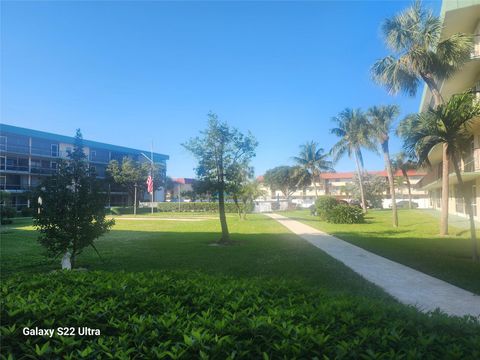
[51, 162, 57, 170]
[0, 136, 6, 151]
[90, 150, 97, 159]
[0, 176, 5, 190]
[0, 156, 5, 170]
[51, 144, 59, 157]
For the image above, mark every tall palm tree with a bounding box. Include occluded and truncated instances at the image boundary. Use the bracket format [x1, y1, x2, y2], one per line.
[392, 152, 417, 209]
[404, 93, 480, 261]
[330, 108, 377, 212]
[367, 105, 400, 227]
[293, 141, 334, 198]
[371, 0, 472, 235]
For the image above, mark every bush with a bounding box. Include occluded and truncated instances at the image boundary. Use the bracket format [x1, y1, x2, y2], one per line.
[157, 202, 253, 213]
[2, 271, 479, 359]
[315, 196, 338, 220]
[0, 206, 16, 220]
[20, 207, 34, 218]
[325, 204, 365, 224]
[109, 207, 158, 215]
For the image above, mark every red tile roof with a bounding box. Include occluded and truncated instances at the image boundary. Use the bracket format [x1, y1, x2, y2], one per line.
[257, 170, 426, 182]
[173, 178, 196, 184]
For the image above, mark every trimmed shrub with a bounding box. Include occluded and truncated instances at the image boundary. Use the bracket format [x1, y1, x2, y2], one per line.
[157, 202, 253, 213]
[20, 207, 34, 218]
[325, 204, 365, 224]
[0, 206, 16, 223]
[2, 271, 479, 359]
[315, 196, 338, 220]
[109, 207, 158, 215]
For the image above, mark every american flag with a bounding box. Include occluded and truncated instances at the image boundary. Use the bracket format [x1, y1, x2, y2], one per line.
[146, 175, 153, 194]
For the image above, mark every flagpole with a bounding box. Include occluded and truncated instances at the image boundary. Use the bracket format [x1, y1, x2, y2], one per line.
[151, 140, 154, 214]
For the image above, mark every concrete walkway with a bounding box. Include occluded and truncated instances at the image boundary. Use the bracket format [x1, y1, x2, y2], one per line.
[267, 213, 480, 318]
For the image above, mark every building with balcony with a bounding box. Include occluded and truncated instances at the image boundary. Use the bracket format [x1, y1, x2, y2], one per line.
[418, 0, 480, 218]
[0, 124, 169, 209]
[258, 169, 429, 208]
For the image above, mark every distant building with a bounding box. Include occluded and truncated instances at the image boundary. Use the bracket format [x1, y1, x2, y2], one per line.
[0, 124, 169, 209]
[258, 170, 429, 208]
[169, 178, 196, 201]
[417, 0, 480, 218]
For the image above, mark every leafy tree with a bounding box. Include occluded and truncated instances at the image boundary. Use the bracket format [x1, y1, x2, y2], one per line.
[348, 174, 388, 209]
[183, 112, 257, 244]
[293, 141, 334, 198]
[34, 130, 114, 269]
[330, 108, 376, 212]
[234, 180, 266, 220]
[403, 93, 480, 261]
[372, 0, 472, 234]
[263, 166, 311, 200]
[367, 105, 400, 226]
[228, 163, 254, 218]
[392, 151, 417, 209]
[107, 157, 164, 210]
[165, 176, 176, 201]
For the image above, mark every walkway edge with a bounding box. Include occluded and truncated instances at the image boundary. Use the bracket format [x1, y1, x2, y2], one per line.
[266, 213, 480, 318]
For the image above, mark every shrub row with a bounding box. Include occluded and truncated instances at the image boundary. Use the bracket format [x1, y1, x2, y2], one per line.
[315, 196, 364, 224]
[2, 271, 479, 359]
[156, 202, 253, 213]
[108, 206, 157, 215]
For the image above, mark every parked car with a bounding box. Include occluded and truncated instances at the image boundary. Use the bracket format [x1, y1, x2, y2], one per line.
[390, 200, 418, 209]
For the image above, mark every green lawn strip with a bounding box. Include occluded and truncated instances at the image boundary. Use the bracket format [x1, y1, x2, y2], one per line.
[0, 214, 386, 300]
[282, 209, 480, 295]
[2, 271, 480, 359]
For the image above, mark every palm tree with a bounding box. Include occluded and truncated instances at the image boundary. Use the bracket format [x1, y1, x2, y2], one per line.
[330, 108, 377, 212]
[367, 105, 400, 227]
[293, 141, 334, 198]
[392, 152, 417, 209]
[371, 0, 472, 235]
[404, 93, 480, 261]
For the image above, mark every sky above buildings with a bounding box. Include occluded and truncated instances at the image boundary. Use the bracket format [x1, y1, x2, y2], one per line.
[1, 1, 441, 178]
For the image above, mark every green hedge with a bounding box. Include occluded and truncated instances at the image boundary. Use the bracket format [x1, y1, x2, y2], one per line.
[157, 202, 252, 213]
[2, 271, 479, 359]
[315, 196, 339, 220]
[108, 207, 157, 215]
[325, 204, 365, 224]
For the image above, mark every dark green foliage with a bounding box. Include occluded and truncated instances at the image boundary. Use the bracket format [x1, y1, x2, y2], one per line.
[1, 206, 16, 223]
[108, 206, 157, 215]
[20, 207, 34, 218]
[325, 204, 365, 224]
[33, 130, 114, 268]
[263, 165, 311, 199]
[2, 271, 479, 359]
[315, 196, 339, 220]
[156, 202, 253, 213]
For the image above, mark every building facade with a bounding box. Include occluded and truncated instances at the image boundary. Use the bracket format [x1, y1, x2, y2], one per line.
[259, 170, 429, 208]
[0, 124, 169, 209]
[418, 0, 480, 218]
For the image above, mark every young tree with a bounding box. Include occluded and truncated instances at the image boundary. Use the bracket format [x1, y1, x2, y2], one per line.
[235, 180, 266, 220]
[367, 105, 400, 226]
[404, 93, 480, 261]
[107, 157, 164, 211]
[372, 0, 472, 234]
[293, 141, 334, 198]
[392, 152, 417, 209]
[263, 166, 311, 201]
[228, 163, 254, 219]
[330, 108, 377, 212]
[349, 174, 388, 209]
[183, 112, 257, 244]
[34, 130, 114, 269]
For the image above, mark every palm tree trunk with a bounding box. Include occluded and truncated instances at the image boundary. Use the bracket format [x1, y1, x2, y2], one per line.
[451, 154, 479, 261]
[440, 144, 449, 235]
[402, 169, 413, 209]
[354, 151, 367, 213]
[382, 141, 398, 227]
[312, 170, 318, 198]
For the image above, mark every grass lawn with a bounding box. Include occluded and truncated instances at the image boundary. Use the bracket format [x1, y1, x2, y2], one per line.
[282, 209, 480, 295]
[0, 214, 386, 299]
[2, 213, 480, 358]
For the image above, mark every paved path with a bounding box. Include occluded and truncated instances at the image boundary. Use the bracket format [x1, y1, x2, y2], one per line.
[267, 213, 480, 318]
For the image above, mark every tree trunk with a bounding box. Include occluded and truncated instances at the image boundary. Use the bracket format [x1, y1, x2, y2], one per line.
[312, 168, 318, 198]
[423, 73, 449, 235]
[217, 180, 230, 244]
[452, 154, 479, 261]
[440, 144, 450, 235]
[382, 140, 398, 227]
[233, 194, 242, 219]
[354, 151, 367, 213]
[402, 169, 413, 209]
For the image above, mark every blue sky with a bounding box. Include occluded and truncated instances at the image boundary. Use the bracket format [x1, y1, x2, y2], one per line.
[1, 1, 441, 178]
